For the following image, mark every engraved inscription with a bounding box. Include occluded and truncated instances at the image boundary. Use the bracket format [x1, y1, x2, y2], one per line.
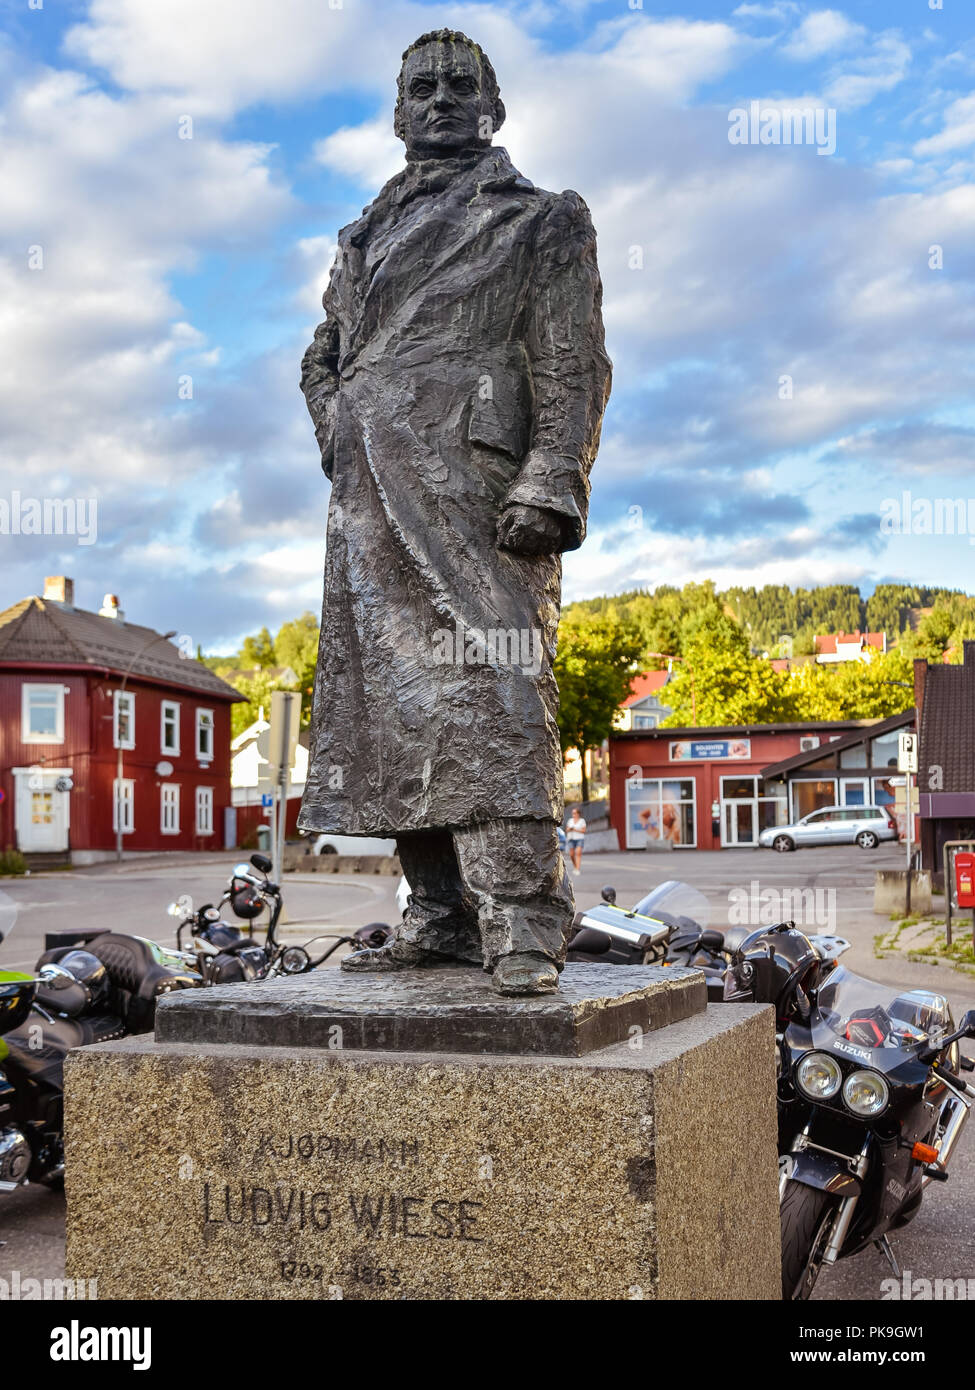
[256, 1133, 420, 1167]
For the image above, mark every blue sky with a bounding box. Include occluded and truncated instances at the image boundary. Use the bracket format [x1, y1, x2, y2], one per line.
[1, 0, 973, 651]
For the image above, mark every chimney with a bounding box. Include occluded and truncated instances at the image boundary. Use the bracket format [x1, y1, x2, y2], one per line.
[43, 576, 74, 606]
[99, 593, 125, 621]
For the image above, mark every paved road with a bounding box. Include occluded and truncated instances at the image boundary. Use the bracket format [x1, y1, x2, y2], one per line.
[1, 843, 972, 1300]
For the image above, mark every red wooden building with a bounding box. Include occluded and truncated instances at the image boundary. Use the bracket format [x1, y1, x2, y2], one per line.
[0, 577, 242, 864]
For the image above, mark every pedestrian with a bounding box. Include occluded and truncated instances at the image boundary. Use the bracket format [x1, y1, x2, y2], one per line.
[566, 806, 587, 875]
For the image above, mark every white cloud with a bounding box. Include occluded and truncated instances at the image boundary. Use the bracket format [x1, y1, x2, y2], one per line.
[314, 117, 402, 190]
[783, 10, 866, 62]
[914, 94, 975, 156]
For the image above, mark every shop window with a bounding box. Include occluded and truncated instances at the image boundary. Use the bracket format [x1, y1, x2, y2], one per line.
[798, 753, 838, 772]
[625, 777, 695, 848]
[839, 743, 868, 768]
[870, 729, 901, 769]
[792, 779, 838, 820]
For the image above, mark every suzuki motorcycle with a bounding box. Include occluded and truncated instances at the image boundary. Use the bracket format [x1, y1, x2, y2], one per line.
[724, 921, 975, 1299]
[0, 929, 126, 1194]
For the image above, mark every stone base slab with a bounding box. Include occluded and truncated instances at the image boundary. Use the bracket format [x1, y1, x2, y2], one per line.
[154, 962, 706, 1058]
[64, 1003, 780, 1301]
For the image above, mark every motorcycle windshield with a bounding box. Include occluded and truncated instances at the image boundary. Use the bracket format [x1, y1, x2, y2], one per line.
[809, 966, 941, 1073]
[630, 879, 709, 930]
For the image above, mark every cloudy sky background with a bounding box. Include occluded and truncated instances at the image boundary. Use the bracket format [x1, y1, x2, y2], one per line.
[2, 0, 973, 651]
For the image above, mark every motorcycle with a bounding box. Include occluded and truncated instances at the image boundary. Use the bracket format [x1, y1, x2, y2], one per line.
[0, 929, 126, 1194]
[724, 921, 975, 1299]
[37, 855, 390, 1037]
[567, 878, 850, 1000]
[167, 853, 390, 982]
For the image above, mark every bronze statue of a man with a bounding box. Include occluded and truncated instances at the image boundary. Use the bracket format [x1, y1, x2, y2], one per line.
[299, 29, 611, 996]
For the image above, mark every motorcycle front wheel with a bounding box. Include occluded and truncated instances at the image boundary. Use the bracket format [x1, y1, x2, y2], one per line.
[780, 1180, 837, 1300]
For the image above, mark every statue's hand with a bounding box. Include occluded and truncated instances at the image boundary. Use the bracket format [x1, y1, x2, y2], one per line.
[496, 503, 564, 556]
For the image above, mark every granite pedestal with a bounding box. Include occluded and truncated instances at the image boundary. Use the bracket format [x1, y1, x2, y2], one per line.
[64, 964, 781, 1300]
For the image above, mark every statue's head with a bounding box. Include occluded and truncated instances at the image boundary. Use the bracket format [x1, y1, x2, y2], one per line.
[394, 29, 505, 159]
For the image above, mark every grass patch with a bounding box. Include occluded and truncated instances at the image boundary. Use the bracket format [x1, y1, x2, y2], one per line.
[0, 848, 26, 876]
[906, 927, 975, 977]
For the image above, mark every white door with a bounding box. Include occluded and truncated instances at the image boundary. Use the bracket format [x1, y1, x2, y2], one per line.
[840, 778, 869, 808]
[14, 769, 70, 852]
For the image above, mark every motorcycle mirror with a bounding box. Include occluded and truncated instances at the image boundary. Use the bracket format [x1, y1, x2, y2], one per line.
[920, 1008, 975, 1063]
[250, 853, 272, 874]
[232, 862, 252, 879]
[600, 886, 617, 905]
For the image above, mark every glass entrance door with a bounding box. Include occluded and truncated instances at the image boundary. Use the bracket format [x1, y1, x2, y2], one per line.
[840, 778, 869, 807]
[723, 799, 755, 845]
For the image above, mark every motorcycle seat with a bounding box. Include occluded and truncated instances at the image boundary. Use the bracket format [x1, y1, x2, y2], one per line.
[2, 1012, 126, 1088]
[87, 933, 176, 999]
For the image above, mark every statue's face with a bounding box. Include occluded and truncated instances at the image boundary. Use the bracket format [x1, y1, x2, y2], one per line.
[399, 41, 490, 158]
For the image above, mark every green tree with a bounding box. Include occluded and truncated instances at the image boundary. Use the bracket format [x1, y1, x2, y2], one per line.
[660, 606, 796, 726]
[902, 608, 955, 663]
[228, 668, 296, 740]
[274, 612, 320, 723]
[555, 615, 645, 802]
[788, 647, 915, 721]
[239, 625, 275, 669]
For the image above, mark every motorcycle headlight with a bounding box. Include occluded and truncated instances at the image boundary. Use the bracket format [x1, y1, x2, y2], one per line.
[843, 1069, 889, 1117]
[795, 1052, 843, 1100]
[280, 946, 310, 975]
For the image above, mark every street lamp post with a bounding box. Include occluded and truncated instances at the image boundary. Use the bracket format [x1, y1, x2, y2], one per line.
[646, 651, 697, 726]
[115, 630, 178, 863]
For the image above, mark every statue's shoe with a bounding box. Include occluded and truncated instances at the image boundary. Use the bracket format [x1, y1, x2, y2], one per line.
[341, 942, 444, 973]
[491, 953, 559, 997]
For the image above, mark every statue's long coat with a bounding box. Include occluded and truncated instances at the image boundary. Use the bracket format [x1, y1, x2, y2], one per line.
[298, 146, 611, 836]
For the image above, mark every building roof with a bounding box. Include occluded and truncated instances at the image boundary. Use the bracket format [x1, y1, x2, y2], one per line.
[611, 718, 873, 741]
[760, 710, 915, 780]
[918, 641, 975, 795]
[622, 670, 670, 708]
[815, 630, 886, 655]
[0, 596, 242, 701]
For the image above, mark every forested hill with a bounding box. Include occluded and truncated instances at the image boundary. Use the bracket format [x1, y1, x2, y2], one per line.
[565, 582, 971, 658]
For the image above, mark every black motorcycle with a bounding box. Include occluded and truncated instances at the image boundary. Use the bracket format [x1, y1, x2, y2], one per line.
[0, 935, 126, 1194]
[168, 853, 389, 982]
[724, 922, 975, 1299]
[567, 878, 849, 1001]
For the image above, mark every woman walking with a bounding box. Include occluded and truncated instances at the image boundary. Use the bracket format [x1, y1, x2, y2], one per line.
[566, 806, 587, 876]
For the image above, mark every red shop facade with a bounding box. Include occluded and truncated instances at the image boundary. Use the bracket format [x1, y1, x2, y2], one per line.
[608, 712, 915, 851]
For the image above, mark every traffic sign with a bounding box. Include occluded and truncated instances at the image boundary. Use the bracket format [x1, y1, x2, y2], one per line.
[898, 731, 918, 774]
[261, 793, 272, 808]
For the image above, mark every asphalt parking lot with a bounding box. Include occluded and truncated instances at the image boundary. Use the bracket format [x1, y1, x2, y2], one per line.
[1, 840, 972, 1301]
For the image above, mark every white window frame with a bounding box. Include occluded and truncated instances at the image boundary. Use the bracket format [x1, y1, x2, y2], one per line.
[113, 690, 136, 750]
[21, 683, 65, 744]
[161, 700, 181, 756]
[161, 783, 180, 835]
[113, 778, 135, 834]
[624, 775, 697, 849]
[196, 708, 214, 762]
[196, 786, 213, 836]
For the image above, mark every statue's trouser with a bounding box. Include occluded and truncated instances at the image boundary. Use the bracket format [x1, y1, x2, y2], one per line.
[394, 817, 573, 971]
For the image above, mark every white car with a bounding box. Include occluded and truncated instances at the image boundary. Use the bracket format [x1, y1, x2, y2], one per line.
[758, 805, 898, 853]
[310, 832, 396, 856]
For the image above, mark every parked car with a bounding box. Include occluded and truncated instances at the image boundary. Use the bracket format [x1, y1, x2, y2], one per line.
[309, 832, 396, 856]
[759, 804, 898, 853]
